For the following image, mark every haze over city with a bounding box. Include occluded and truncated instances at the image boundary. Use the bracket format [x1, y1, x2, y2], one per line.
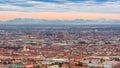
[0, 0, 120, 68]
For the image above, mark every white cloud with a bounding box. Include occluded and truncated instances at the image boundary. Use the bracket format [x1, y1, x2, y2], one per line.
[0, 4, 24, 11]
[0, 0, 120, 14]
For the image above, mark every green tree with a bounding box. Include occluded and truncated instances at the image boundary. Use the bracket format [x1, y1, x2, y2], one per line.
[77, 62, 83, 66]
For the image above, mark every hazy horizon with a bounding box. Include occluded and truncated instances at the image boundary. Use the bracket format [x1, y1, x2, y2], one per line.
[0, 18, 120, 25]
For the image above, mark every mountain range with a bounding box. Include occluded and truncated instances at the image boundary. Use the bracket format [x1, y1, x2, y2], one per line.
[0, 18, 120, 25]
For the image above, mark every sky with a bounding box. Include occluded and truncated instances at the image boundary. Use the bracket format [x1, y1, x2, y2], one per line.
[0, 0, 120, 21]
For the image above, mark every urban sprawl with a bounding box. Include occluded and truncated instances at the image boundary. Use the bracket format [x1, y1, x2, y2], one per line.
[0, 25, 120, 68]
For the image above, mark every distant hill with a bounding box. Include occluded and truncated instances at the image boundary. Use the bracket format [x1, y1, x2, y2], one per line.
[0, 18, 120, 25]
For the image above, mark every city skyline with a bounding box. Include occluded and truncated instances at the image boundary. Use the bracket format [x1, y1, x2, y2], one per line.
[0, 0, 120, 67]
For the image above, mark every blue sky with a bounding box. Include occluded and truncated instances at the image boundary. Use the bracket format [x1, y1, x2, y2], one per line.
[0, 0, 120, 21]
[0, 0, 119, 13]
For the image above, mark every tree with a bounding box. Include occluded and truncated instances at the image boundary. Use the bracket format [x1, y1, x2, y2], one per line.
[89, 60, 92, 63]
[100, 58, 104, 63]
[77, 62, 83, 66]
[34, 65, 40, 68]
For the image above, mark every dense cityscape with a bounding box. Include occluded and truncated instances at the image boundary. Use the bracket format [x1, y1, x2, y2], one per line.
[0, 25, 119, 68]
[0, 0, 120, 67]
